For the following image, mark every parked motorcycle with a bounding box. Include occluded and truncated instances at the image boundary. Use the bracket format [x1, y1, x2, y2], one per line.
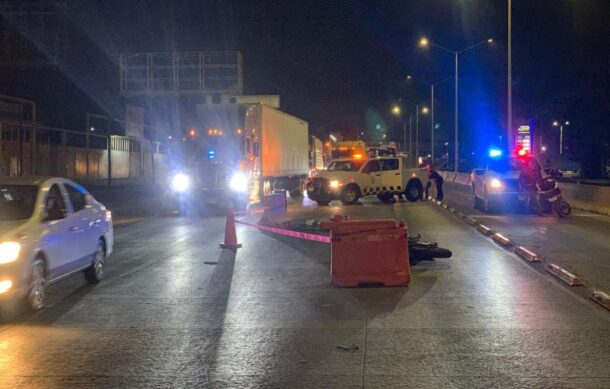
[537, 169, 571, 218]
[408, 234, 452, 262]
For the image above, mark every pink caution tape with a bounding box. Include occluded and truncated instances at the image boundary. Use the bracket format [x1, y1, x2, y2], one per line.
[235, 219, 331, 243]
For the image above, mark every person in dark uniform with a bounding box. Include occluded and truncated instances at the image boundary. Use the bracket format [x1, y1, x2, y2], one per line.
[519, 158, 543, 214]
[426, 166, 444, 200]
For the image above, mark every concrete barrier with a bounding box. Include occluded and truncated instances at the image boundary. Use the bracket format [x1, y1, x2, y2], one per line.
[558, 182, 610, 216]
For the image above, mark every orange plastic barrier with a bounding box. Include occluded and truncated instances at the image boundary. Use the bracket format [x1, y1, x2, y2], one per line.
[320, 218, 410, 287]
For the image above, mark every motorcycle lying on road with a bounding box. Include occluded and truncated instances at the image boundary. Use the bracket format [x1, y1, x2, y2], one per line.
[408, 234, 452, 262]
[536, 169, 571, 218]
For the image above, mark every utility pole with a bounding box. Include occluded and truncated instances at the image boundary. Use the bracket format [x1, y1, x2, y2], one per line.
[431, 84, 435, 164]
[416, 104, 420, 166]
[507, 0, 513, 153]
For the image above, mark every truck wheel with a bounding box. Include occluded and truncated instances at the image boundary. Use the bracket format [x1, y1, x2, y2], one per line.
[405, 180, 423, 202]
[340, 185, 360, 205]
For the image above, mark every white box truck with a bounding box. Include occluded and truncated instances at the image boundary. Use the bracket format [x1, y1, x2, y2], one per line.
[244, 104, 309, 200]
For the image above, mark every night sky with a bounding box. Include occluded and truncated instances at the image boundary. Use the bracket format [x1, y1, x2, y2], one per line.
[2, 0, 609, 170]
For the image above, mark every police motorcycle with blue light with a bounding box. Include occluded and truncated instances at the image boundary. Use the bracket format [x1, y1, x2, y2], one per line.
[472, 147, 570, 215]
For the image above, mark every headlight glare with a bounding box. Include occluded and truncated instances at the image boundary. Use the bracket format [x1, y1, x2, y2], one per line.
[0, 242, 21, 264]
[229, 173, 249, 192]
[490, 178, 503, 189]
[329, 180, 341, 189]
[172, 173, 191, 193]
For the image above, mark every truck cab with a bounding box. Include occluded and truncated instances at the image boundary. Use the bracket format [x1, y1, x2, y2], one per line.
[471, 151, 543, 212]
[306, 156, 428, 205]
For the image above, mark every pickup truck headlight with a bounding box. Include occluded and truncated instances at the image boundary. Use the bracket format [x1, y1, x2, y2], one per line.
[229, 173, 249, 192]
[329, 180, 341, 189]
[490, 178, 503, 189]
[0, 242, 21, 264]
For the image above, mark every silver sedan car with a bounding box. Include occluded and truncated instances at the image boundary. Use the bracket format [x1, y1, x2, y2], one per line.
[0, 177, 113, 311]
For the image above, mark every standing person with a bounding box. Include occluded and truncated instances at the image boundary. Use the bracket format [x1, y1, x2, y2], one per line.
[519, 158, 543, 214]
[426, 166, 444, 200]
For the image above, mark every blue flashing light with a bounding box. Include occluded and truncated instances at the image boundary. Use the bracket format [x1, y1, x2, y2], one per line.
[208, 149, 216, 160]
[488, 148, 503, 158]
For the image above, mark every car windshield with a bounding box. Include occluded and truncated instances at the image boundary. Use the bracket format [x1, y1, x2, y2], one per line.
[0, 185, 38, 221]
[327, 160, 364, 171]
[487, 157, 534, 173]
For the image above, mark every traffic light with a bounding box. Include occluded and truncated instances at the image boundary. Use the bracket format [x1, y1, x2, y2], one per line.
[208, 149, 216, 160]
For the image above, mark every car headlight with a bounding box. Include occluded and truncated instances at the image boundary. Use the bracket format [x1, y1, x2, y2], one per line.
[490, 178, 503, 189]
[0, 242, 21, 264]
[329, 180, 341, 189]
[172, 173, 191, 193]
[229, 173, 249, 192]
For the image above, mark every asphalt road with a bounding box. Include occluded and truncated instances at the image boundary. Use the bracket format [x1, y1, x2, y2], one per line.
[1, 198, 609, 388]
[438, 181, 610, 292]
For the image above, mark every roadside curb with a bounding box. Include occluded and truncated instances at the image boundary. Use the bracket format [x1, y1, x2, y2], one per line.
[514, 246, 541, 262]
[477, 224, 493, 236]
[591, 290, 610, 311]
[492, 233, 512, 247]
[425, 197, 609, 312]
[546, 263, 583, 286]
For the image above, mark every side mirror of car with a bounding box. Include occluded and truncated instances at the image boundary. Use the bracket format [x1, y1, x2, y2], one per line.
[44, 207, 66, 221]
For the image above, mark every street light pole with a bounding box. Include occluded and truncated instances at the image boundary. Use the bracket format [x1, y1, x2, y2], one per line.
[418, 37, 492, 172]
[406, 75, 451, 166]
[508, 0, 513, 154]
[403, 120, 407, 154]
[409, 115, 413, 166]
[431, 84, 435, 164]
[416, 104, 419, 165]
[454, 52, 459, 172]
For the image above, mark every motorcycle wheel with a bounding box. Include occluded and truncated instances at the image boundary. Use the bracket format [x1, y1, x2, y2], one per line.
[540, 200, 553, 214]
[555, 200, 571, 218]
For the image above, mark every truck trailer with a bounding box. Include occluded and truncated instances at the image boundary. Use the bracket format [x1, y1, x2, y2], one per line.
[244, 104, 309, 201]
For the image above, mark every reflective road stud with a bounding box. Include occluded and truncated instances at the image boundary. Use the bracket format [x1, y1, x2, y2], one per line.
[591, 290, 610, 311]
[546, 264, 582, 286]
[514, 246, 540, 262]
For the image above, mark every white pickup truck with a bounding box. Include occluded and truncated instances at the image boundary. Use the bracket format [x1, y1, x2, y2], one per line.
[306, 156, 428, 205]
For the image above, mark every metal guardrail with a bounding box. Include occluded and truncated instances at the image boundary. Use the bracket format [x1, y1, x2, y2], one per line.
[0, 120, 166, 185]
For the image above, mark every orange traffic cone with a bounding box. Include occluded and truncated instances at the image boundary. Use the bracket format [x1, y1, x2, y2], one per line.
[220, 209, 242, 249]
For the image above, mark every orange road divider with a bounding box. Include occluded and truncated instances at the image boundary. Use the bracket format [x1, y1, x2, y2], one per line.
[477, 224, 493, 236]
[492, 233, 512, 246]
[234, 219, 331, 243]
[513, 246, 541, 262]
[546, 263, 583, 286]
[591, 290, 610, 311]
[219, 210, 242, 250]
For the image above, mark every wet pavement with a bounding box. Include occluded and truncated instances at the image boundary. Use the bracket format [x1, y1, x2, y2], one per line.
[440, 181, 610, 292]
[0, 198, 609, 388]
